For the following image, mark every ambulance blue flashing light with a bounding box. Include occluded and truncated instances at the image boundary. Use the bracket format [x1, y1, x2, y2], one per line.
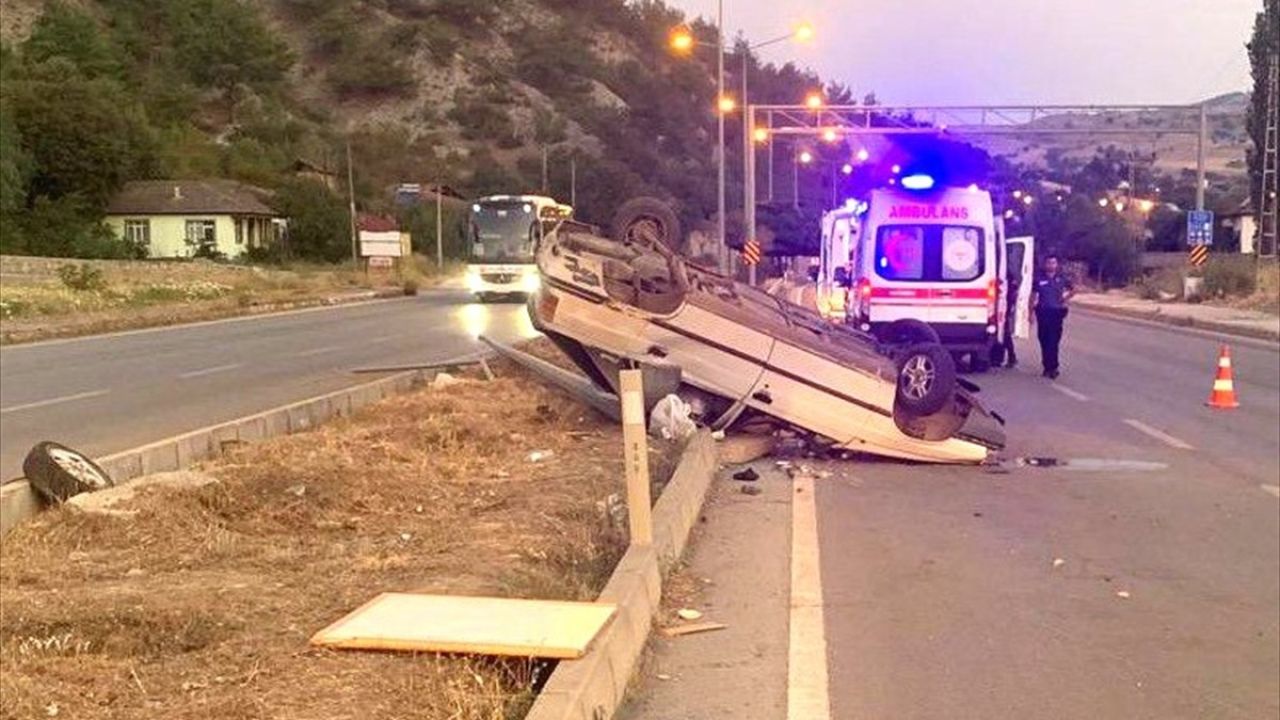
[901, 173, 935, 191]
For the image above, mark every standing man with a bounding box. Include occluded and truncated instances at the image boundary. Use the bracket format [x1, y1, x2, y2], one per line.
[1030, 254, 1075, 379]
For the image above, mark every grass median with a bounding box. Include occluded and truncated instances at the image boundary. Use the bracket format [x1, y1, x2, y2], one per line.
[0, 344, 678, 719]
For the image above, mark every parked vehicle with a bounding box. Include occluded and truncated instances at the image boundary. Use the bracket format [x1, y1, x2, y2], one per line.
[466, 195, 572, 302]
[817, 182, 1033, 371]
[526, 199, 1006, 464]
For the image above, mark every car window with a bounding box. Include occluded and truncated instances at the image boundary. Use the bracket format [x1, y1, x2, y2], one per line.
[875, 225, 985, 283]
[941, 227, 982, 281]
[875, 226, 925, 280]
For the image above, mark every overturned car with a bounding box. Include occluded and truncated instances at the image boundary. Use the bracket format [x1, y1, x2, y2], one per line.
[524, 199, 1005, 464]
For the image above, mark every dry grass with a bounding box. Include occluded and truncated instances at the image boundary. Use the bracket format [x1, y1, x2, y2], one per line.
[0, 256, 457, 344]
[0, 352, 642, 719]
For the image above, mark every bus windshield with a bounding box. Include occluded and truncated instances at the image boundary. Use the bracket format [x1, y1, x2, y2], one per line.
[469, 201, 538, 264]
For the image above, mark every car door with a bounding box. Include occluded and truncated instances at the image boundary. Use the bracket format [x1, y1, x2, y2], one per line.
[1005, 236, 1035, 338]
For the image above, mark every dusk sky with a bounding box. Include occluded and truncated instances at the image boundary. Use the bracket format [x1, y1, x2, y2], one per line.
[666, 0, 1260, 106]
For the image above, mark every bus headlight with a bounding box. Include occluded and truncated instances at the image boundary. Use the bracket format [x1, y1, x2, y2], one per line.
[466, 269, 484, 293]
[522, 273, 541, 293]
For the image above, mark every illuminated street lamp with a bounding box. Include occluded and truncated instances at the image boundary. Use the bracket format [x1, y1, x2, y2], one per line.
[855, 147, 870, 162]
[1013, 190, 1023, 199]
[890, 164, 901, 174]
[799, 150, 814, 164]
[841, 163, 854, 175]
[753, 127, 770, 143]
[669, 28, 695, 53]
[822, 128, 838, 143]
[1138, 199, 1154, 213]
[805, 91, 824, 110]
[1098, 198, 1109, 208]
[718, 95, 737, 113]
[1022, 195, 1034, 206]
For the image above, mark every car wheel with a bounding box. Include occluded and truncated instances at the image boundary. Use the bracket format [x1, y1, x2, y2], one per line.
[895, 344, 956, 416]
[22, 441, 114, 503]
[610, 197, 682, 253]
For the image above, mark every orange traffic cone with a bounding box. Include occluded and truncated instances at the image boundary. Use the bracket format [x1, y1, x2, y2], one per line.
[1206, 345, 1240, 409]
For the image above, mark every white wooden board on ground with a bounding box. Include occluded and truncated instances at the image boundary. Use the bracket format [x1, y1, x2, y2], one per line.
[311, 593, 618, 659]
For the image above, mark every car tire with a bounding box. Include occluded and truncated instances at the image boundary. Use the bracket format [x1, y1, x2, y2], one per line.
[611, 197, 682, 253]
[895, 344, 956, 416]
[22, 441, 114, 503]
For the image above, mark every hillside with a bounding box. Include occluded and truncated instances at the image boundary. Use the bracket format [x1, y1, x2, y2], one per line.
[0, 0, 846, 262]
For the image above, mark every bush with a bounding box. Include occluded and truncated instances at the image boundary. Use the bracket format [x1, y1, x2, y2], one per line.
[1202, 257, 1256, 298]
[402, 278, 419, 295]
[57, 263, 106, 291]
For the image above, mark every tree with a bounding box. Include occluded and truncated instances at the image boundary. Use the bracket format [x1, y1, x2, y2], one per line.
[1245, 2, 1278, 210]
[23, 2, 125, 80]
[272, 179, 351, 262]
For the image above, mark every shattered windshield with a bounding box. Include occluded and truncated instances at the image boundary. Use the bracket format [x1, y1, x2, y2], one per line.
[469, 201, 538, 264]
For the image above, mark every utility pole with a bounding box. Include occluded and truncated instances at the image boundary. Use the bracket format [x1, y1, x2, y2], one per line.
[541, 147, 549, 193]
[435, 183, 443, 269]
[346, 139, 358, 270]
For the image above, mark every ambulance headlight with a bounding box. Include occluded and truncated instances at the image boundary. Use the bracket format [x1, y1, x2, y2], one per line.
[522, 272, 541, 293]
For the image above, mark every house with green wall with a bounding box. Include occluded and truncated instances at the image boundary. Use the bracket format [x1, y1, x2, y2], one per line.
[105, 180, 283, 258]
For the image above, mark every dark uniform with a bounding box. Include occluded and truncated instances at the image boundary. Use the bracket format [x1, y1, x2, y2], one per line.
[1000, 277, 1020, 367]
[1033, 272, 1073, 377]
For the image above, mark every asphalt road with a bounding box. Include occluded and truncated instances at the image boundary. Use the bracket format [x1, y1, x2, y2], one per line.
[0, 291, 538, 482]
[627, 310, 1280, 720]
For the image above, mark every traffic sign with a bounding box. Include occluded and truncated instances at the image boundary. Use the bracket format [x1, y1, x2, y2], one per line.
[1189, 244, 1209, 267]
[1187, 210, 1214, 246]
[741, 239, 762, 266]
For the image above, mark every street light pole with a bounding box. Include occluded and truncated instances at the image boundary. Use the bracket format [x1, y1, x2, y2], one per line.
[716, 0, 727, 274]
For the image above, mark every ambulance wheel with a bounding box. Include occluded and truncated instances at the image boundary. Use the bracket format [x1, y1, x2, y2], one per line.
[895, 344, 956, 416]
[880, 319, 939, 348]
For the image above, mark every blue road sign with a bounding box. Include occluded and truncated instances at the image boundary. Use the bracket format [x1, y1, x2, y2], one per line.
[1187, 210, 1214, 246]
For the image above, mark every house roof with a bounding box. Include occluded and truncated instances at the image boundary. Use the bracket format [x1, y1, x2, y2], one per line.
[106, 180, 278, 217]
[358, 214, 399, 232]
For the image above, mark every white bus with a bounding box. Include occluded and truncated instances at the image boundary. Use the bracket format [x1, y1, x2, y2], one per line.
[466, 195, 573, 302]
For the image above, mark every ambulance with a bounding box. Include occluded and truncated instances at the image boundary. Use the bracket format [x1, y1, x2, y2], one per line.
[826, 178, 1033, 371]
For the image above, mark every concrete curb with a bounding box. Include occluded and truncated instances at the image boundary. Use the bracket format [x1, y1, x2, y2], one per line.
[526, 430, 719, 720]
[1074, 304, 1280, 350]
[0, 369, 435, 535]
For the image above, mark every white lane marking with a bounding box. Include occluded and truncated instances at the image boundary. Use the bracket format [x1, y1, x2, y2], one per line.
[177, 362, 243, 379]
[1261, 485, 1280, 498]
[788, 474, 831, 720]
[1123, 419, 1195, 450]
[296, 345, 340, 357]
[1050, 383, 1090, 402]
[0, 389, 109, 415]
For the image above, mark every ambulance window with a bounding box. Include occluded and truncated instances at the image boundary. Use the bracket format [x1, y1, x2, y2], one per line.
[941, 227, 982, 280]
[875, 227, 925, 280]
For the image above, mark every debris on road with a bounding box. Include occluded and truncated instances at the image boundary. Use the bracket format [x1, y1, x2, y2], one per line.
[731, 468, 760, 482]
[660, 622, 727, 637]
[430, 372, 462, 389]
[23, 441, 114, 503]
[1053, 558, 1066, 568]
[312, 593, 618, 659]
[649, 394, 697, 441]
[1116, 590, 1132, 599]
[740, 485, 764, 496]
[676, 608, 703, 621]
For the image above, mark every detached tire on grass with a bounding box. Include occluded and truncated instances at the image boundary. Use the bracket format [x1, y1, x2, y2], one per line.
[895, 344, 956, 416]
[22, 441, 114, 503]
